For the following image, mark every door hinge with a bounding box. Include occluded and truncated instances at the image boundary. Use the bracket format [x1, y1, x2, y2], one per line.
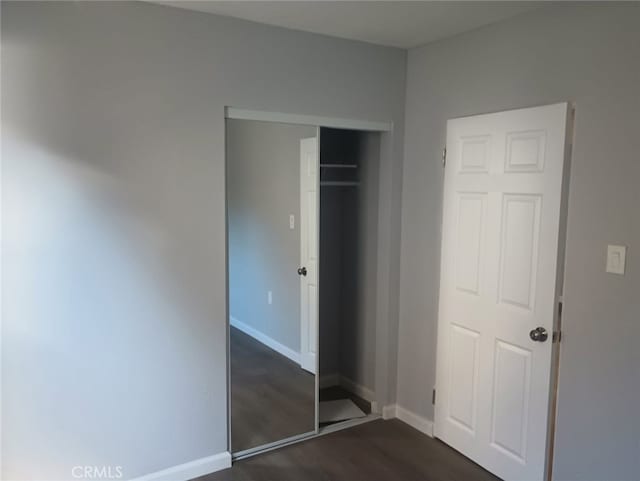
[442, 147, 447, 167]
[554, 296, 563, 343]
[432, 388, 436, 405]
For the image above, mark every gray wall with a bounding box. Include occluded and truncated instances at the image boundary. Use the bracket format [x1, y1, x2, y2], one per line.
[227, 120, 315, 352]
[1, 2, 406, 479]
[397, 5, 640, 480]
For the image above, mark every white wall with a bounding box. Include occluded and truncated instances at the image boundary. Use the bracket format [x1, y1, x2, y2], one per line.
[0, 2, 406, 478]
[397, 5, 640, 480]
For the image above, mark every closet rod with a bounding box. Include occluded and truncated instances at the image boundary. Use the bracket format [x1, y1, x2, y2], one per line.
[320, 163, 357, 169]
[320, 181, 359, 187]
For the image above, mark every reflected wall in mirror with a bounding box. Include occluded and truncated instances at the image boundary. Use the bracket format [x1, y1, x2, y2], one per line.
[226, 119, 317, 454]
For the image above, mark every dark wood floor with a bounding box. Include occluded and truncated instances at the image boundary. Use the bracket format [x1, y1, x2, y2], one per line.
[231, 327, 315, 452]
[201, 419, 500, 481]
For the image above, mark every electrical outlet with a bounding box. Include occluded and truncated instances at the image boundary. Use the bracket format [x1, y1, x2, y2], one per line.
[268, 291, 273, 305]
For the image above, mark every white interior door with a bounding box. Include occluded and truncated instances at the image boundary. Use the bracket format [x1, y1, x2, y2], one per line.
[435, 103, 569, 481]
[299, 136, 319, 374]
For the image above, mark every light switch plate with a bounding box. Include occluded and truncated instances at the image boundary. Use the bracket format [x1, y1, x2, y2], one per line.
[606, 245, 626, 275]
[289, 215, 295, 230]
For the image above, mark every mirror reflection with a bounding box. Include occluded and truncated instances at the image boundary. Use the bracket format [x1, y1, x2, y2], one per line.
[227, 119, 317, 453]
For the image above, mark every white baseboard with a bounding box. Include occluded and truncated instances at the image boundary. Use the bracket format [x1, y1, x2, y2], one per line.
[339, 375, 375, 404]
[319, 373, 375, 401]
[382, 404, 434, 438]
[382, 404, 397, 420]
[318, 373, 378, 411]
[131, 451, 231, 481]
[230, 316, 300, 365]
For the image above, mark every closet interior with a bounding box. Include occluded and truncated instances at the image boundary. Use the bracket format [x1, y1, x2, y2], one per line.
[318, 127, 381, 426]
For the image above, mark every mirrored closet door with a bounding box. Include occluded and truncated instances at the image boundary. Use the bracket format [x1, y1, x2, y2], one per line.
[226, 119, 318, 455]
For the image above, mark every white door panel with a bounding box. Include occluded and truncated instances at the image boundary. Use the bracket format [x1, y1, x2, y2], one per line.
[435, 103, 569, 481]
[300, 137, 319, 374]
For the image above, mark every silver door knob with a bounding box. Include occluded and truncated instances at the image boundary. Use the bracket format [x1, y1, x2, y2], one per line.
[529, 327, 548, 342]
[297, 267, 307, 276]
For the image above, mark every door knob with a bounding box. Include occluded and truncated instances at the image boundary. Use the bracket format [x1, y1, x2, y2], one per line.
[297, 267, 307, 276]
[529, 327, 549, 342]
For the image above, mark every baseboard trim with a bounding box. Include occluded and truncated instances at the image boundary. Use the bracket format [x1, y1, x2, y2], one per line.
[319, 373, 341, 389]
[382, 404, 397, 420]
[230, 316, 300, 365]
[382, 404, 434, 438]
[339, 375, 375, 403]
[131, 451, 231, 481]
[318, 373, 375, 403]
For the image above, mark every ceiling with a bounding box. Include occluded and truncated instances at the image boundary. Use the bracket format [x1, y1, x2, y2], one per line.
[150, 1, 546, 49]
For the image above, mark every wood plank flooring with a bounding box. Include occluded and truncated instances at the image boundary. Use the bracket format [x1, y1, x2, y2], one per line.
[202, 418, 500, 481]
[231, 326, 315, 452]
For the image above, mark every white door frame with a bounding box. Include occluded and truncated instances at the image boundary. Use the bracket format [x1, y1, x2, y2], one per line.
[224, 107, 393, 459]
[433, 103, 573, 481]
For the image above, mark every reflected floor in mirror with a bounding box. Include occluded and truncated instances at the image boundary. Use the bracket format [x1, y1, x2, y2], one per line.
[231, 327, 315, 452]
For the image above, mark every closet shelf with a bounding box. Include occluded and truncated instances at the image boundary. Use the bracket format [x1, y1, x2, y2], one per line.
[320, 181, 360, 187]
[320, 163, 358, 169]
